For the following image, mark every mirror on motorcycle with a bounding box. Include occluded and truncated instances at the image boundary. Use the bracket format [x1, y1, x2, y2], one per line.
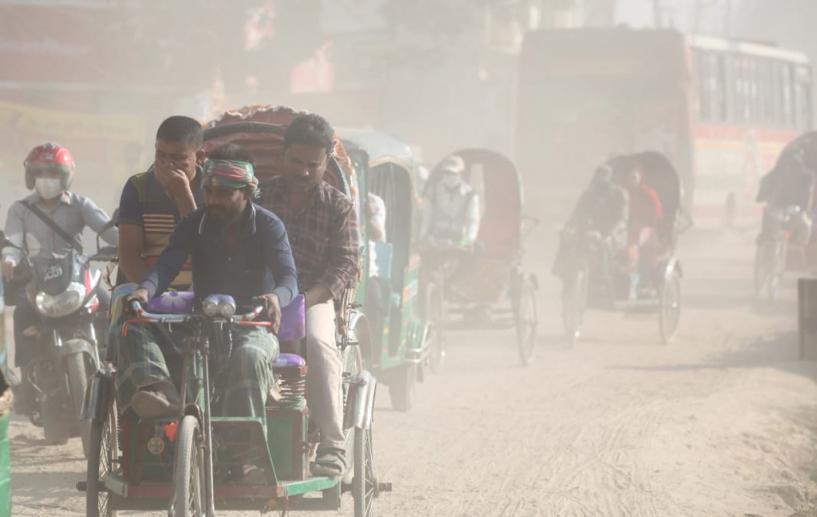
[96, 208, 118, 253]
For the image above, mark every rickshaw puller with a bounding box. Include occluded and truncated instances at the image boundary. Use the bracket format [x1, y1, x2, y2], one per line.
[120, 150, 297, 425]
[259, 114, 360, 478]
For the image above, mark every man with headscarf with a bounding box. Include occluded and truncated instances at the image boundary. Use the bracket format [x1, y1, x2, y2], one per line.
[120, 145, 297, 431]
[421, 155, 481, 248]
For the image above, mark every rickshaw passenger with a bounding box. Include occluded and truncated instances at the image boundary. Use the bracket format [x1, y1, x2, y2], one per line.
[117, 116, 206, 287]
[119, 147, 297, 427]
[367, 192, 387, 277]
[420, 155, 481, 248]
[618, 165, 664, 299]
[259, 114, 360, 478]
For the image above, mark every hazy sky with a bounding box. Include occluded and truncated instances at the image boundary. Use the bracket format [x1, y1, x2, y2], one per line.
[615, 0, 736, 34]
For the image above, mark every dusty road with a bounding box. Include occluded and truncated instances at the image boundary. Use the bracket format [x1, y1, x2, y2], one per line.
[9, 227, 817, 516]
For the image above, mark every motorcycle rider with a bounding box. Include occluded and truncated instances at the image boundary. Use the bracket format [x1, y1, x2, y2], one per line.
[121, 145, 297, 426]
[1, 143, 118, 414]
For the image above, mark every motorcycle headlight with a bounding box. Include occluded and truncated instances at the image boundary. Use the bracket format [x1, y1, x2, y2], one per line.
[202, 295, 236, 318]
[34, 282, 86, 318]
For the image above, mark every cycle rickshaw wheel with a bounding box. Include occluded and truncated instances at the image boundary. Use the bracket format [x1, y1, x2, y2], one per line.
[425, 281, 446, 373]
[515, 278, 538, 365]
[353, 424, 377, 517]
[561, 265, 588, 346]
[659, 271, 682, 344]
[86, 398, 119, 517]
[172, 415, 205, 517]
[342, 343, 364, 485]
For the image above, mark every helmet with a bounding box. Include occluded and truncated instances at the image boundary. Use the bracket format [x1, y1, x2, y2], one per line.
[24, 142, 75, 190]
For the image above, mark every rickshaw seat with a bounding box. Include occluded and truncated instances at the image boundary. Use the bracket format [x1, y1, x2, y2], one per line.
[477, 217, 520, 259]
[278, 294, 306, 341]
[147, 290, 195, 314]
[272, 353, 306, 368]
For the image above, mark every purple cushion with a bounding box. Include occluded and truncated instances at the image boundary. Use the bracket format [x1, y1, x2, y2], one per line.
[278, 294, 306, 341]
[272, 353, 306, 368]
[148, 291, 195, 314]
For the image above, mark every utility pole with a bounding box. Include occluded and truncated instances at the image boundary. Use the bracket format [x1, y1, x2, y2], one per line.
[652, 0, 662, 28]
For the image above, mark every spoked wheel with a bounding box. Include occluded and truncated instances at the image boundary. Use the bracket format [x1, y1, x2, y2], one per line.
[425, 281, 446, 374]
[172, 415, 205, 517]
[86, 397, 119, 517]
[561, 265, 588, 346]
[515, 278, 538, 366]
[353, 425, 377, 517]
[755, 240, 786, 303]
[659, 271, 682, 344]
[342, 344, 364, 485]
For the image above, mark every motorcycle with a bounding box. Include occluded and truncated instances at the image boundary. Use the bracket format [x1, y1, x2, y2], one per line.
[0, 230, 116, 455]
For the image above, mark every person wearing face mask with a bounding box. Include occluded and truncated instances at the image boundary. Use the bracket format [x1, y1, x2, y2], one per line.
[259, 113, 360, 478]
[1, 142, 118, 414]
[419, 155, 481, 249]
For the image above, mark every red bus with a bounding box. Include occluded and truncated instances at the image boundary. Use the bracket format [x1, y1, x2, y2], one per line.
[516, 28, 812, 227]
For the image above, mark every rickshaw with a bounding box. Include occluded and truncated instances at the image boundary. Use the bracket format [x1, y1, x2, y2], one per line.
[423, 149, 540, 365]
[338, 128, 435, 410]
[754, 131, 817, 303]
[558, 151, 684, 345]
[81, 106, 388, 516]
[198, 106, 433, 412]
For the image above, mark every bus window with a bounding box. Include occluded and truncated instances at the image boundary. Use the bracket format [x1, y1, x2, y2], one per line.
[781, 63, 795, 128]
[795, 65, 813, 131]
[695, 50, 727, 123]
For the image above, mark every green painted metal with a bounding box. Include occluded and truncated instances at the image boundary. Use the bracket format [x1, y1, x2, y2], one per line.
[276, 476, 338, 497]
[103, 472, 129, 497]
[0, 413, 10, 517]
[266, 408, 308, 480]
[0, 298, 12, 517]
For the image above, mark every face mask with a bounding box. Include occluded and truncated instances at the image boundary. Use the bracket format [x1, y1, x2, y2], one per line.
[34, 177, 64, 200]
[442, 174, 461, 189]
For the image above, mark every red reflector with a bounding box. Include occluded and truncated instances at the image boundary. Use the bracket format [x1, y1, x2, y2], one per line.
[164, 421, 179, 442]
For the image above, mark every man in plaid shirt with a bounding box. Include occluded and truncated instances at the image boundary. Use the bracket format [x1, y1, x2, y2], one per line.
[259, 114, 359, 477]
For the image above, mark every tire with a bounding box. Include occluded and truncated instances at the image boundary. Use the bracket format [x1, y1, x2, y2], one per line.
[86, 397, 118, 517]
[172, 415, 204, 517]
[342, 345, 364, 485]
[769, 240, 788, 303]
[659, 272, 682, 344]
[515, 279, 538, 366]
[353, 425, 377, 517]
[41, 392, 70, 446]
[561, 264, 588, 345]
[65, 351, 92, 457]
[388, 364, 416, 412]
[425, 282, 446, 374]
[754, 242, 773, 300]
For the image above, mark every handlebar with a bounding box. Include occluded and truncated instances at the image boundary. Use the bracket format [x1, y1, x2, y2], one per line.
[127, 300, 266, 324]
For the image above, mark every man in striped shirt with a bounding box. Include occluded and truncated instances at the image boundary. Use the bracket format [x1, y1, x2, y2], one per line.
[117, 116, 205, 287]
